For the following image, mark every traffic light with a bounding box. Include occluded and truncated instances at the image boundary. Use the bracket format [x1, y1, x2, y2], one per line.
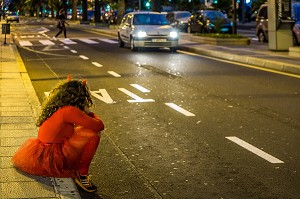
[145, 0, 151, 10]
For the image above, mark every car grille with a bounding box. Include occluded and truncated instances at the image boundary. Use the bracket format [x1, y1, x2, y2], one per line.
[144, 42, 172, 47]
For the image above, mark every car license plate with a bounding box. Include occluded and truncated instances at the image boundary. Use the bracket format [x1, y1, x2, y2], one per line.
[152, 39, 167, 42]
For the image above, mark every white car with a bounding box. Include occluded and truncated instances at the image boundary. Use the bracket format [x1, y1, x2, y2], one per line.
[118, 11, 179, 52]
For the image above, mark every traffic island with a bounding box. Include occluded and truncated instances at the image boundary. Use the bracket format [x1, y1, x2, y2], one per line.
[187, 33, 251, 46]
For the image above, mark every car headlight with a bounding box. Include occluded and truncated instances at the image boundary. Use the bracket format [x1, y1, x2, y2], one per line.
[137, 31, 147, 38]
[170, 31, 178, 38]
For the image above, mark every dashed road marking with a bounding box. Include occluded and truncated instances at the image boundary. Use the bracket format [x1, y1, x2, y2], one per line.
[165, 103, 195, 116]
[70, 50, 77, 53]
[226, 136, 284, 164]
[108, 71, 121, 77]
[79, 55, 89, 60]
[92, 62, 103, 67]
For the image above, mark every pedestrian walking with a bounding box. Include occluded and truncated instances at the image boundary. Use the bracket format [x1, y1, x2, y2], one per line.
[53, 9, 69, 40]
[12, 76, 105, 193]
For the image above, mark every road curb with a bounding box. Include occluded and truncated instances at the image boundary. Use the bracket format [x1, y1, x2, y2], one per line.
[11, 44, 82, 199]
[179, 46, 300, 76]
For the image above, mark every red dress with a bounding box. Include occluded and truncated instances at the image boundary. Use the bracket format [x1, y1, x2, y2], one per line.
[12, 106, 104, 178]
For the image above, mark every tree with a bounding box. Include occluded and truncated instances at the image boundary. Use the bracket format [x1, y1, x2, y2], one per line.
[117, 0, 125, 24]
[72, 0, 77, 20]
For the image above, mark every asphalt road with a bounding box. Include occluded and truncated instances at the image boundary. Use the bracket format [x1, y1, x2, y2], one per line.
[12, 20, 300, 199]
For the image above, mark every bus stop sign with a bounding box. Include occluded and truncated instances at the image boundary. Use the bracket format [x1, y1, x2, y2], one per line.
[2, 23, 10, 34]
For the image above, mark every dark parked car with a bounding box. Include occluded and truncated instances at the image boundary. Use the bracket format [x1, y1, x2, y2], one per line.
[166, 11, 191, 32]
[187, 10, 233, 34]
[6, 12, 19, 23]
[256, 3, 300, 45]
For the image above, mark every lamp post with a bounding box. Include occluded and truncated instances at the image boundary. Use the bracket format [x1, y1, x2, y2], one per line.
[233, 0, 237, 34]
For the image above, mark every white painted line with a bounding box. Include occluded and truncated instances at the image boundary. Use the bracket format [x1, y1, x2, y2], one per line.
[99, 38, 118, 44]
[63, 46, 70, 49]
[118, 88, 155, 103]
[108, 71, 121, 77]
[130, 84, 150, 93]
[19, 41, 33, 46]
[165, 103, 195, 116]
[70, 50, 77, 53]
[79, 38, 99, 44]
[92, 62, 103, 67]
[39, 40, 55, 45]
[60, 39, 77, 44]
[79, 55, 89, 60]
[91, 89, 115, 104]
[226, 136, 284, 164]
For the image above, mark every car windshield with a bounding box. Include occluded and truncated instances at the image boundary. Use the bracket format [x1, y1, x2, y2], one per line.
[133, 14, 170, 25]
[176, 12, 191, 19]
[203, 11, 226, 20]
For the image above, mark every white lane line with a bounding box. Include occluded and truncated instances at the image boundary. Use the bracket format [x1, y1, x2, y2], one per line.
[39, 40, 55, 45]
[19, 41, 33, 46]
[92, 62, 103, 67]
[70, 50, 77, 53]
[79, 38, 99, 44]
[118, 88, 155, 103]
[130, 84, 150, 93]
[226, 136, 284, 164]
[99, 38, 118, 44]
[165, 103, 195, 116]
[108, 71, 121, 77]
[79, 55, 89, 60]
[63, 46, 70, 49]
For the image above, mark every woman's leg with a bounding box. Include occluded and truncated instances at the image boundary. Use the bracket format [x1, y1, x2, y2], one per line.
[78, 135, 100, 175]
[65, 126, 101, 175]
[55, 29, 62, 37]
[63, 28, 67, 38]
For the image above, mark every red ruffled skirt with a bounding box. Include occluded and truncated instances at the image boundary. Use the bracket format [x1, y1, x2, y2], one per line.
[12, 137, 83, 178]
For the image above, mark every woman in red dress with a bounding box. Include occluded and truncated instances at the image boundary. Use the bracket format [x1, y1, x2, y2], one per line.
[12, 77, 104, 192]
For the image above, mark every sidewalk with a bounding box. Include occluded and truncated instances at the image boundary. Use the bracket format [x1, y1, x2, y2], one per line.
[0, 25, 81, 198]
[1, 20, 300, 199]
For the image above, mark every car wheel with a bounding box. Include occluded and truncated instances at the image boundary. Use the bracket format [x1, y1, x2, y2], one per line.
[258, 31, 266, 42]
[170, 47, 177, 53]
[130, 37, 137, 51]
[187, 25, 193, 34]
[118, 34, 125, 48]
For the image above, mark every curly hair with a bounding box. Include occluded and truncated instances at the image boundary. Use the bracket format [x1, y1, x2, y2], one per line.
[36, 80, 93, 126]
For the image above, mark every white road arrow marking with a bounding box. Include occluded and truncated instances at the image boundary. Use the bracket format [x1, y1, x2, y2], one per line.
[91, 89, 115, 104]
[130, 84, 150, 93]
[118, 88, 155, 103]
